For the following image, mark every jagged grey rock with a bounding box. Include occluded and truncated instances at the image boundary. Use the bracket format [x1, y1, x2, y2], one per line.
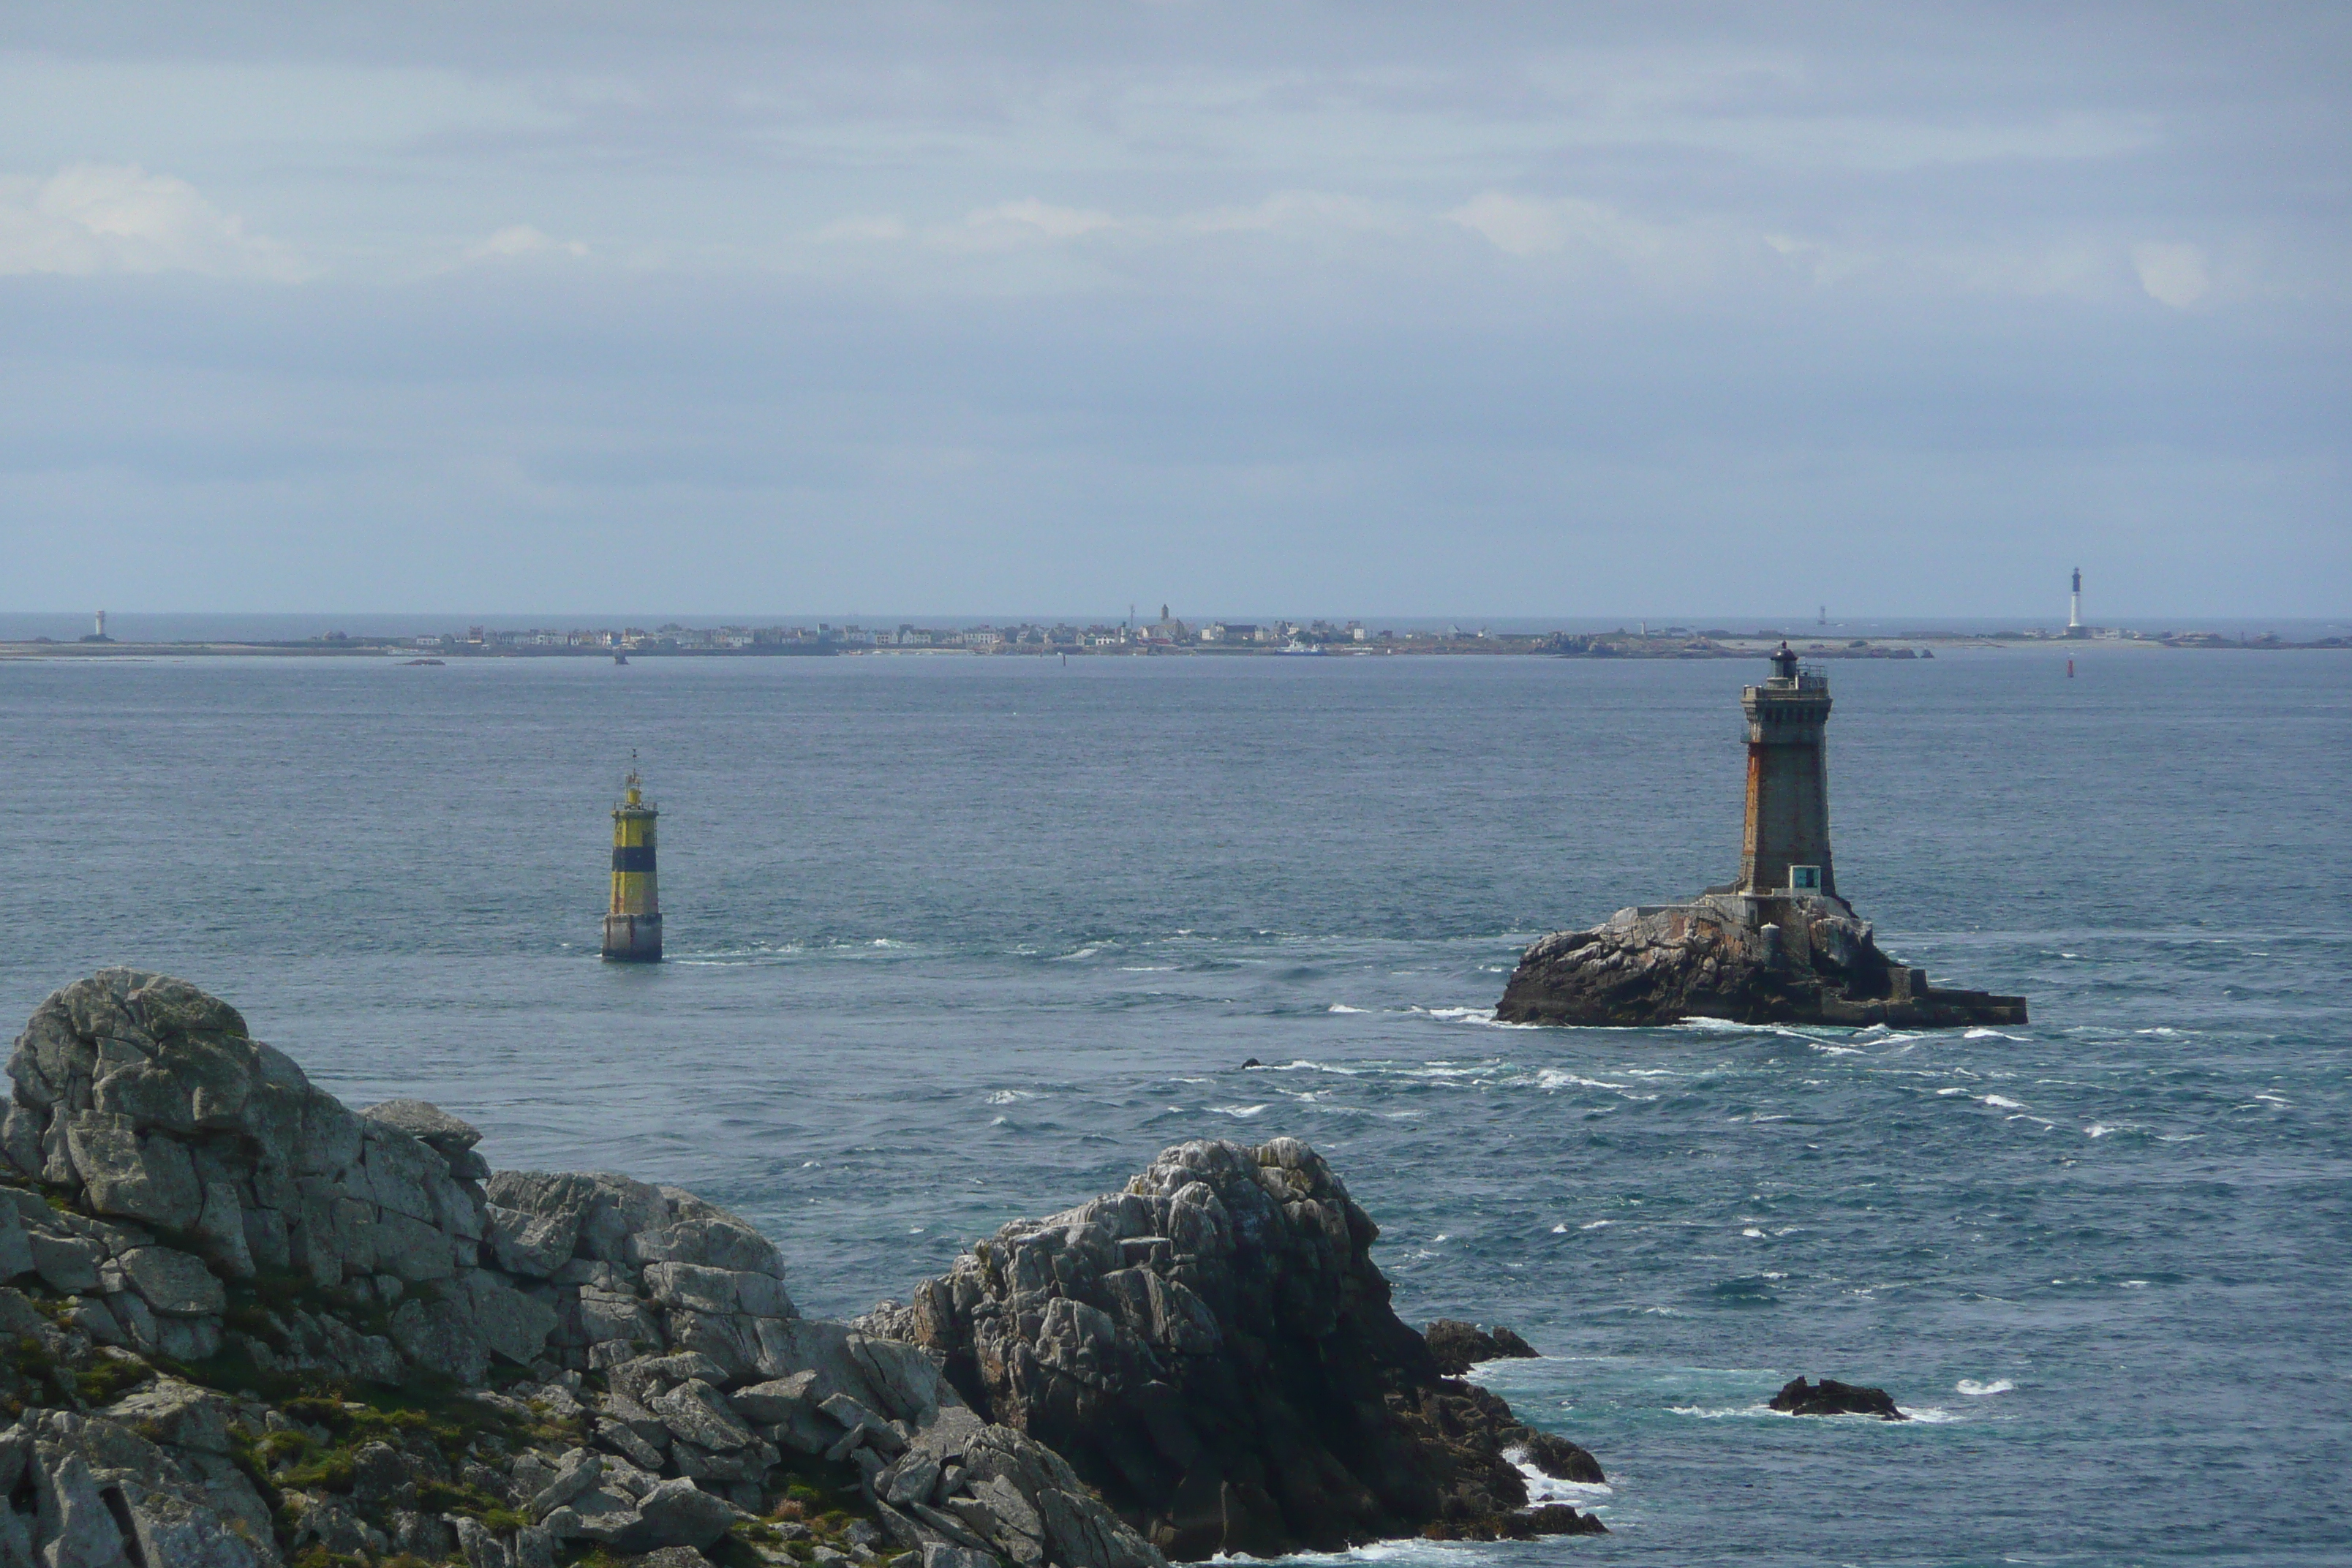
[116, 1246, 227, 1317]
[0, 976, 1445, 1568]
[878, 1137, 1607, 1557]
[1497, 895, 2027, 1027]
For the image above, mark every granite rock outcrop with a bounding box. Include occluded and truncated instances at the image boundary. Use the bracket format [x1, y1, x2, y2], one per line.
[866, 1138, 1606, 1557]
[0, 969, 1166, 1568]
[1768, 1376, 1907, 1420]
[1496, 894, 2028, 1028]
[1422, 1320, 1537, 1376]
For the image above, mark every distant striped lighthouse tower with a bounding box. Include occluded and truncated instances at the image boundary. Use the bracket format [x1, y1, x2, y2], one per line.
[602, 762, 662, 962]
[2065, 567, 2087, 638]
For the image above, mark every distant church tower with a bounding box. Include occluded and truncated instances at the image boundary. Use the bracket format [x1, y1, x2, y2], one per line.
[1736, 644, 1836, 897]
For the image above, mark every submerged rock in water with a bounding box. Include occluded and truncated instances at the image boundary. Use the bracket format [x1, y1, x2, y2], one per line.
[1424, 1319, 1539, 1376]
[1496, 893, 2028, 1028]
[1769, 1376, 1908, 1420]
[867, 1137, 1607, 1558]
[0, 970, 1166, 1568]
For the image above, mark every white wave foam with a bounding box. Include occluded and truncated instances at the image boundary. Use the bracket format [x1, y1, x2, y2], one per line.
[1965, 1028, 2025, 1040]
[1956, 1379, 2013, 1396]
[1580, 1220, 1613, 1230]
[1208, 1104, 1270, 1117]
[1534, 1070, 1630, 1092]
[983, 1090, 1034, 1105]
[1980, 1094, 2024, 1109]
[1050, 946, 1105, 962]
[1504, 1455, 1613, 1505]
[1409, 1006, 1539, 1030]
[1327, 1004, 1369, 1014]
[1675, 1401, 1944, 1423]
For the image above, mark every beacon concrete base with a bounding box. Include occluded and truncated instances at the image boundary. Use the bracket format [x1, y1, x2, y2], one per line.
[601, 912, 663, 962]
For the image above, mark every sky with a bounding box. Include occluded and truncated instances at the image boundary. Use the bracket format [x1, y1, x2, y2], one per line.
[1, 2, 2345, 619]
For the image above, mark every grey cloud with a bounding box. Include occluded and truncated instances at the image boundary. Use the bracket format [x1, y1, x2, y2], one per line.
[0, 2, 2344, 615]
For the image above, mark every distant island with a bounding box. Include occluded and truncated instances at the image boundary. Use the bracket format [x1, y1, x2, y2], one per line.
[6, 609, 2343, 660]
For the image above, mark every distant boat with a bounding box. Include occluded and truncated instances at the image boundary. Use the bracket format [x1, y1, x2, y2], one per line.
[404, 658, 444, 666]
[614, 652, 629, 665]
[1278, 641, 1325, 655]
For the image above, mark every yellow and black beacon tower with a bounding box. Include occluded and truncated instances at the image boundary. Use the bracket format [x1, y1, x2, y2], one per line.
[601, 760, 663, 962]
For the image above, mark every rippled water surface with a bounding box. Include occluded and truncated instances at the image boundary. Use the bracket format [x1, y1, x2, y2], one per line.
[5, 649, 2347, 1565]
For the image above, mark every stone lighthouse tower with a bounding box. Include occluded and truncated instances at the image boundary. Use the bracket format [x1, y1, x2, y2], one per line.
[1736, 643, 1836, 897]
[602, 764, 663, 962]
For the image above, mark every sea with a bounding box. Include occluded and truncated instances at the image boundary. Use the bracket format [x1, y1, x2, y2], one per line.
[3, 646, 2345, 1567]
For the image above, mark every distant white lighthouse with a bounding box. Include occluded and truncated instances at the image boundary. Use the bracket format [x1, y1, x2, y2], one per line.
[2065, 568, 2086, 638]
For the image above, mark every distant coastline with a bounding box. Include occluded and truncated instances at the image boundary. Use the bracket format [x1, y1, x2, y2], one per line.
[4, 619, 2343, 660]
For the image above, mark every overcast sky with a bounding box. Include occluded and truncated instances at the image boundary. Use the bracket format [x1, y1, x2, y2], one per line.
[1, 2, 2345, 618]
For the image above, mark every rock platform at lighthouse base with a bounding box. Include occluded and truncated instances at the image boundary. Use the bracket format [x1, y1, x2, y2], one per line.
[1495, 892, 2027, 1028]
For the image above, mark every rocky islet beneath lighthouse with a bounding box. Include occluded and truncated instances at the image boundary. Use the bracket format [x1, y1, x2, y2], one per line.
[1497, 647, 2027, 1028]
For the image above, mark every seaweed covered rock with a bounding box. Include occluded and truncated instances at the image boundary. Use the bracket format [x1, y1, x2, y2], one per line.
[869, 1138, 1605, 1558]
[0, 971, 1166, 1568]
[1496, 894, 2027, 1028]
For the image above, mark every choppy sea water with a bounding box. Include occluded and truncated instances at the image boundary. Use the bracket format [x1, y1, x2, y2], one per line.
[4, 648, 2346, 1566]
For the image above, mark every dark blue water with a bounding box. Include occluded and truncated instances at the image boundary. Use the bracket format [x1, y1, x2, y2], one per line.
[5, 649, 2347, 1565]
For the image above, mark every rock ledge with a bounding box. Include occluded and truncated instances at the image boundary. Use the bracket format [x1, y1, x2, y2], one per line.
[1497, 892, 2027, 1028]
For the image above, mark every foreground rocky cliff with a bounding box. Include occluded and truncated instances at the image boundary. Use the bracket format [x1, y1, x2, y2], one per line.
[0, 970, 1605, 1568]
[0, 970, 1161, 1568]
[1496, 893, 2027, 1028]
[864, 1139, 1605, 1558]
